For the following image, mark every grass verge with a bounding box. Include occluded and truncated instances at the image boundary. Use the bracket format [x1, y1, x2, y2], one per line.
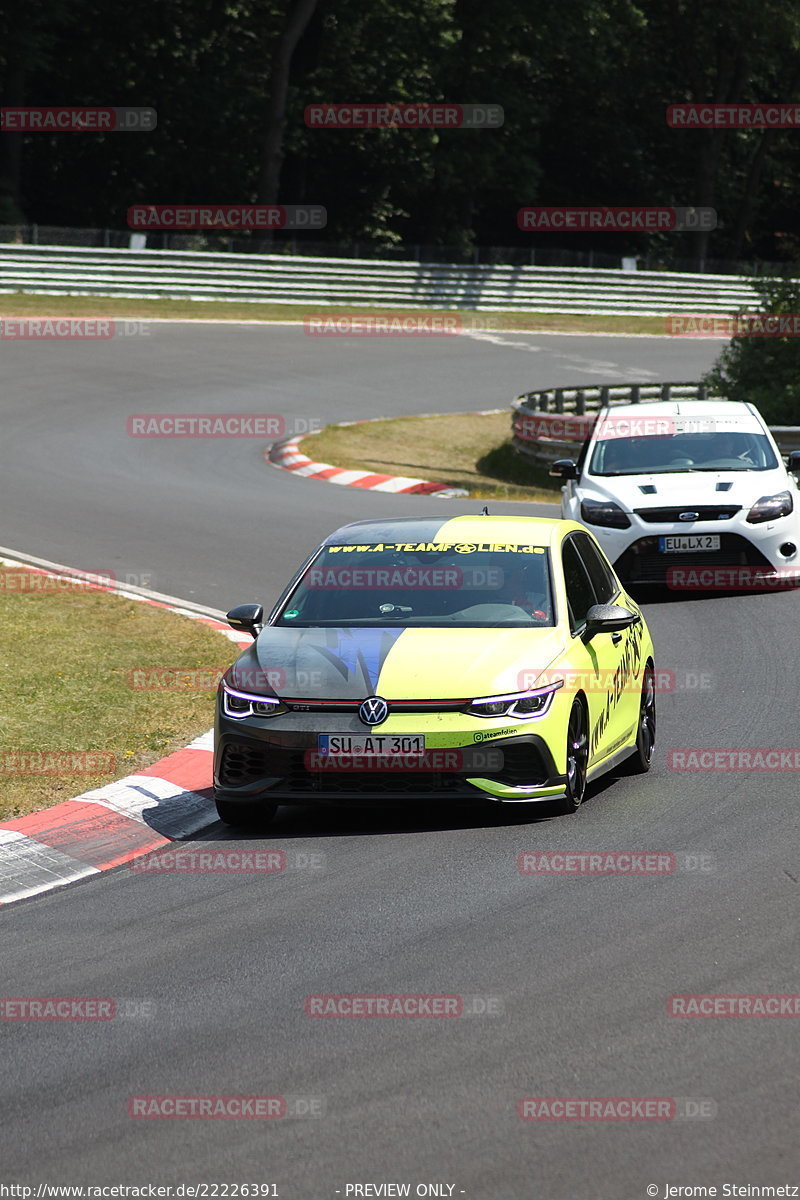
[300, 411, 562, 502]
[0, 293, 669, 335]
[0, 568, 237, 820]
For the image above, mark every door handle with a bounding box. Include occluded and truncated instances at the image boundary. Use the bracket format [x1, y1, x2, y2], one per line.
[611, 632, 623, 645]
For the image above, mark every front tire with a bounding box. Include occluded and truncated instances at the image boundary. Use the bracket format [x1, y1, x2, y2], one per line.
[554, 699, 588, 814]
[624, 664, 656, 774]
[214, 798, 278, 829]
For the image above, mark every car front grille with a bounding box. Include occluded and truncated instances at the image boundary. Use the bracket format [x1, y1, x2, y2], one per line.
[615, 534, 771, 583]
[218, 738, 549, 796]
[633, 505, 741, 523]
[218, 742, 272, 787]
[287, 770, 475, 796]
[488, 742, 549, 786]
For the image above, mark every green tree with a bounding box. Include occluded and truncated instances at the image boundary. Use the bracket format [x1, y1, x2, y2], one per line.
[640, 0, 800, 266]
[703, 277, 800, 423]
[0, 0, 70, 221]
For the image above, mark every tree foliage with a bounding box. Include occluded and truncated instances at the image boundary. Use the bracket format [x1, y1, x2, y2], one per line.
[1, 0, 800, 264]
[703, 278, 800, 423]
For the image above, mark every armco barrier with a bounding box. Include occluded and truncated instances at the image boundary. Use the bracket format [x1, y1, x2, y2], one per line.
[0, 244, 767, 315]
[511, 383, 800, 469]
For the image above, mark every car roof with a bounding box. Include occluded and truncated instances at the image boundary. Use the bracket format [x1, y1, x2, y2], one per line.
[323, 514, 582, 549]
[596, 399, 761, 424]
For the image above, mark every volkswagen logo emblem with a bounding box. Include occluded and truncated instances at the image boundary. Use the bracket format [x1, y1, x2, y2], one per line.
[679, 511, 699, 522]
[359, 696, 389, 726]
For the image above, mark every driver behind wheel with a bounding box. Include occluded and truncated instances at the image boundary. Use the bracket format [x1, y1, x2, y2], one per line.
[500, 560, 552, 621]
[710, 431, 754, 464]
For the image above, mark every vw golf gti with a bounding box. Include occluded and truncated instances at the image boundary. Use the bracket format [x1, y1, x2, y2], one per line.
[214, 515, 656, 825]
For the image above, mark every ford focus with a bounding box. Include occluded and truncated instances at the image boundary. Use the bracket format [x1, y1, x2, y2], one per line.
[552, 399, 800, 587]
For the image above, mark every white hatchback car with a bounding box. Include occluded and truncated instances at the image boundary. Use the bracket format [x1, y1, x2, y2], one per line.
[551, 400, 800, 586]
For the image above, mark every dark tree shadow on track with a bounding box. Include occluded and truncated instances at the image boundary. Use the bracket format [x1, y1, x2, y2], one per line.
[199, 773, 630, 841]
[202, 798, 567, 841]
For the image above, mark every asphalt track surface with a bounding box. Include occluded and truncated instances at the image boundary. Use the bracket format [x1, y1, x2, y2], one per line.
[1, 324, 798, 1198]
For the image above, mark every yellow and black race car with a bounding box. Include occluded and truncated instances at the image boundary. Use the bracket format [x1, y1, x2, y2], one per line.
[214, 514, 656, 826]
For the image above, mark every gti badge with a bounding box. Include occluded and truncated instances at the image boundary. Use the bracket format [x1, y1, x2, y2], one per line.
[359, 696, 389, 726]
[679, 512, 699, 521]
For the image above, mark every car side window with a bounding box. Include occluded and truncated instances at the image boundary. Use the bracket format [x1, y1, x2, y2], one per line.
[573, 532, 619, 604]
[562, 537, 598, 632]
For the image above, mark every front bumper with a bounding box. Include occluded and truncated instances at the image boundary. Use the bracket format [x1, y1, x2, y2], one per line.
[214, 709, 567, 808]
[586, 519, 798, 585]
[613, 532, 774, 584]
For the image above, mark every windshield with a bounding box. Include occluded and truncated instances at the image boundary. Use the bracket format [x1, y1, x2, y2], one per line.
[275, 542, 555, 627]
[589, 430, 778, 476]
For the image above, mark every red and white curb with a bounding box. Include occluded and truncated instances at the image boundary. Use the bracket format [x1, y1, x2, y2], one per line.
[265, 413, 497, 497]
[0, 551, 249, 906]
[268, 431, 467, 496]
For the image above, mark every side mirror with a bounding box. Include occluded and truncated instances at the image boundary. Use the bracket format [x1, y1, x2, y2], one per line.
[549, 459, 578, 480]
[787, 450, 800, 473]
[226, 603, 264, 639]
[584, 603, 641, 637]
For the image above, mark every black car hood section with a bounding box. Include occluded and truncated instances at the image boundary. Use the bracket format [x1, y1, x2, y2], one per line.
[230, 626, 406, 700]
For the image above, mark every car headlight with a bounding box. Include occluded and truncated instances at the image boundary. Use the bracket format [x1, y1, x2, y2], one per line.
[465, 682, 563, 720]
[221, 681, 287, 719]
[580, 499, 631, 529]
[746, 491, 794, 524]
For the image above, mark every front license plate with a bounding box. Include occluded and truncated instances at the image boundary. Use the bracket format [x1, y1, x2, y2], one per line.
[318, 734, 426, 756]
[658, 535, 721, 553]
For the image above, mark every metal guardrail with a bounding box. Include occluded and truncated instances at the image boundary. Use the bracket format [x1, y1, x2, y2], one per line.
[6, 225, 797, 274]
[0, 243, 767, 315]
[511, 383, 800, 469]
